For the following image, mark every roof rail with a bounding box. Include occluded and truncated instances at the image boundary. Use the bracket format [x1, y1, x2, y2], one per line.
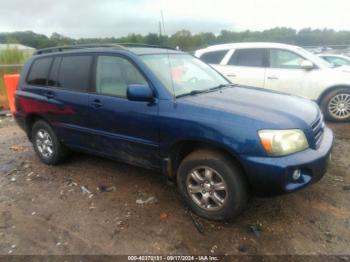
[118, 43, 177, 50]
[33, 43, 127, 55]
[34, 43, 177, 55]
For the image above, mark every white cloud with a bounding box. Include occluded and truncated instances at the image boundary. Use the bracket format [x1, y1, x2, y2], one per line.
[0, 0, 349, 37]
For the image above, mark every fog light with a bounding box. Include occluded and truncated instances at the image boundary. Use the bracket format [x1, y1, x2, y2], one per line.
[292, 169, 301, 181]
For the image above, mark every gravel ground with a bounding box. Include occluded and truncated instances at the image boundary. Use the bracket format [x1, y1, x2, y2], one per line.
[0, 116, 349, 257]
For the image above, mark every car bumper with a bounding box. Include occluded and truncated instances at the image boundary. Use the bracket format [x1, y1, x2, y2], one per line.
[240, 126, 334, 194]
[14, 112, 26, 131]
[13, 112, 31, 140]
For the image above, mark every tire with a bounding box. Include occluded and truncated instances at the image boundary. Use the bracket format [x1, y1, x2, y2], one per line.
[176, 149, 248, 221]
[31, 120, 70, 165]
[320, 88, 350, 122]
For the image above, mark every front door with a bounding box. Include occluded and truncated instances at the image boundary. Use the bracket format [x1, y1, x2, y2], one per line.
[264, 49, 315, 97]
[87, 55, 160, 169]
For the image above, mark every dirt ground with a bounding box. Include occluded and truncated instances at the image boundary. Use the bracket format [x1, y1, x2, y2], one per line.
[0, 116, 349, 256]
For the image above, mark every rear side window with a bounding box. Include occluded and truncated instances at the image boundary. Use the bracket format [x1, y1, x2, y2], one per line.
[228, 49, 266, 67]
[57, 56, 92, 92]
[47, 57, 61, 87]
[199, 50, 228, 64]
[27, 57, 52, 85]
[95, 56, 148, 97]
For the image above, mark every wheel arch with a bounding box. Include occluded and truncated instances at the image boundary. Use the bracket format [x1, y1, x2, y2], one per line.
[166, 139, 249, 186]
[317, 85, 350, 104]
[24, 114, 51, 140]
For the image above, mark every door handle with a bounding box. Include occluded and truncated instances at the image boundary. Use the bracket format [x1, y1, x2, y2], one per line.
[90, 99, 103, 108]
[267, 76, 278, 80]
[227, 73, 237, 77]
[45, 91, 55, 99]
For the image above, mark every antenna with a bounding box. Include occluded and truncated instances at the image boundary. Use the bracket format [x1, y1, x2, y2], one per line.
[160, 10, 176, 102]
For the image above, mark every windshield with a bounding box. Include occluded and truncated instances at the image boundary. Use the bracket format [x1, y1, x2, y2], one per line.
[296, 47, 334, 68]
[140, 54, 229, 97]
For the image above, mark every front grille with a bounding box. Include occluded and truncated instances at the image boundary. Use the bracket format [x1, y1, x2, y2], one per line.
[311, 114, 325, 149]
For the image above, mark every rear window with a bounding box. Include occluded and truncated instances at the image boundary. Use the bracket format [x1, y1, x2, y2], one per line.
[27, 57, 52, 85]
[199, 50, 228, 64]
[57, 55, 92, 92]
[228, 49, 266, 67]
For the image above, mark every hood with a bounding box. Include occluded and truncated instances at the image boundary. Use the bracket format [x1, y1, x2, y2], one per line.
[180, 86, 320, 128]
[321, 67, 350, 84]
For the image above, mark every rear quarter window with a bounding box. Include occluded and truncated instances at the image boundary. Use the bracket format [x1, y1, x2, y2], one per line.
[199, 50, 228, 64]
[27, 57, 53, 85]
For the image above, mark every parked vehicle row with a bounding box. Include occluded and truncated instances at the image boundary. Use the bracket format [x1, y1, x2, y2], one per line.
[15, 44, 333, 221]
[319, 54, 350, 67]
[195, 43, 350, 122]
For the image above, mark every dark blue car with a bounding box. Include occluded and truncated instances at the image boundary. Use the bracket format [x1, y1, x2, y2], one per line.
[14, 44, 333, 220]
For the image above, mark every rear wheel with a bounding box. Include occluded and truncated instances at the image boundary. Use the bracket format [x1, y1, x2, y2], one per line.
[176, 149, 248, 221]
[32, 120, 70, 165]
[321, 88, 350, 122]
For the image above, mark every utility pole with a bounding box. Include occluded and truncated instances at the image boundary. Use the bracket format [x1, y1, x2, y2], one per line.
[160, 10, 166, 35]
[158, 21, 162, 37]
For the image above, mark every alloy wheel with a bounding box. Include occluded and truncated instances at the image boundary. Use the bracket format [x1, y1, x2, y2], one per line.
[35, 129, 54, 158]
[328, 93, 350, 119]
[186, 166, 228, 211]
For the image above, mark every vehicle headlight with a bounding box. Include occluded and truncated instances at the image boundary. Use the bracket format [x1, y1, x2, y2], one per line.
[258, 129, 309, 156]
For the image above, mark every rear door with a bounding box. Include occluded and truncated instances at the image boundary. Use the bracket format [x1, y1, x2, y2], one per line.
[87, 54, 160, 169]
[216, 48, 267, 87]
[22, 55, 93, 148]
[44, 54, 93, 148]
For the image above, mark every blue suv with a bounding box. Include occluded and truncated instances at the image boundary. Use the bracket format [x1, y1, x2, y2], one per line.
[15, 44, 333, 220]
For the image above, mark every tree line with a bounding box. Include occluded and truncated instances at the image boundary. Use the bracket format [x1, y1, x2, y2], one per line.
[1, 27, 350, 51]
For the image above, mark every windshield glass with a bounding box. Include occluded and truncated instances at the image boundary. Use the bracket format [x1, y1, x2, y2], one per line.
[140, 54, 229, 97]
[296, 47, 334, 68]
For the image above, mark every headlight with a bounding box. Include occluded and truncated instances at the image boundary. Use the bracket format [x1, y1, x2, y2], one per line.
[258, 129, 309, 156]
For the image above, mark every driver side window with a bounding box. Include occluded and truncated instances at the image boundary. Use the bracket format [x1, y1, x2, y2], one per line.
[269, 49, 305, 69]
[96, 56, 148, 97]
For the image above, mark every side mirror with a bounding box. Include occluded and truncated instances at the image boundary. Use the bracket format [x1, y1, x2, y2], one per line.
[301, 60, 314, 70]
[127, 84, 154, 102]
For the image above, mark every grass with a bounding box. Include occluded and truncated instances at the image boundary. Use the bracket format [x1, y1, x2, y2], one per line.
[0, 47, 29, 64]
[0, 48, 31, 109]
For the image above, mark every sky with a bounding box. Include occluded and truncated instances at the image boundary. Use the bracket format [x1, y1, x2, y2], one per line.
[0, 0, 349, 38]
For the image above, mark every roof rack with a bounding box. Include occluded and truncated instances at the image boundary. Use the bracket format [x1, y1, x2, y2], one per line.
[118, 43, 177, 50]
[33, 44, 126, 55]
[34, 43, 177, 55]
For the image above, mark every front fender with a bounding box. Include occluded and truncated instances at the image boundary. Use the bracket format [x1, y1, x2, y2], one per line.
[158, 100, 266, 159]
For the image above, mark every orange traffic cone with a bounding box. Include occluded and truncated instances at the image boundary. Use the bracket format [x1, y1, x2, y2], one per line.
[3, 74, 20, 116]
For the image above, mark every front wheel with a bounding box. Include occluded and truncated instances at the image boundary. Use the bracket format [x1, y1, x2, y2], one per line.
[321, 88, 350, 122]
[176, 149, 248, 221]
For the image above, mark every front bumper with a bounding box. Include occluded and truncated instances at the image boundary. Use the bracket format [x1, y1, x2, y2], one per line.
[240, 126, 334, 194]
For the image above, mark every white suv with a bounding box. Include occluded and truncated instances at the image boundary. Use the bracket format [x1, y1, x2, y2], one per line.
[195, 43, 350, 122]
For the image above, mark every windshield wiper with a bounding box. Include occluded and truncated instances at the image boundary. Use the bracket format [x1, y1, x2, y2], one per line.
[176, 89, 208, 98]
[208, 83, 237, 91]
[176, 84, 237, 98]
